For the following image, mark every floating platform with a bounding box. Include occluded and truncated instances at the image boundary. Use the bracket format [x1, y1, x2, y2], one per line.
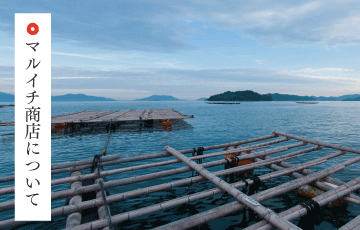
[1, 131, 360, 229]
[0, 104, 14, 108]
[296, 101, 319, 104]
[0, 109, 194, 128]
[206, 102, 241, 104]
[51, 109, 193, 124]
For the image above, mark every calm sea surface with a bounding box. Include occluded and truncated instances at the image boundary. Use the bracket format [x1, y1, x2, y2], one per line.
[0, 101, 359, 229]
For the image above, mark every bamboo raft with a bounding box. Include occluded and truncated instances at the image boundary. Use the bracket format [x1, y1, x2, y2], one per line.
[0, 109, 194, 132]
[1, 130, 360, 229]
[206, 102, 241, 104]
[0, 105, 14, 108]
[296, 101, 319, 104]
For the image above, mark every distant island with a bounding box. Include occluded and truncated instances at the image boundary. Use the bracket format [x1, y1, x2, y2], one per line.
[0, 92, 14, 102]
[311, 94, 360, 101]
[2, 91, 360, 102]
[134, 95, 182, 101]
[206, 91, 360, 101]
[208, 90, 272, 101]
[52, 94, 116, 101]
[342, 96, 360, 101]
[270, 93, 316, 101]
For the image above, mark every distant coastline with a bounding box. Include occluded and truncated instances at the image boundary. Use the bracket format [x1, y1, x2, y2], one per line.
[51, 94, 116, 102]
[1, 91, 360, 102]
[206, 91, 360, 102]
[0, 93, 115, 102]
[342, 96, 360, 101]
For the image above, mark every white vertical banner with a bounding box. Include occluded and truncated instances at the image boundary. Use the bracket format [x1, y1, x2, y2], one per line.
[15, 14, 51, 221]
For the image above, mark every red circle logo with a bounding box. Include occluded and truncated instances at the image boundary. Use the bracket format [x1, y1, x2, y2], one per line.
[27, 23, 39, 35]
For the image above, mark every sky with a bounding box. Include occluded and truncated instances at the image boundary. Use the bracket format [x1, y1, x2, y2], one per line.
[1, 0, 360, 100]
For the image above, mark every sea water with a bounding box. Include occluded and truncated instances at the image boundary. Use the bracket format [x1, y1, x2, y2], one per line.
[0, 101, 359, 229]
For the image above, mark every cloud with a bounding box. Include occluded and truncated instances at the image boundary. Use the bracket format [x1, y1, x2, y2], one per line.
[1, 0, 360, 54]
[0, 1, 196, 53]
[292, 68, 354, 73]
[193, 0, 360, 46]
[1, 65, 359, 98]
[255, 60, 265, 64]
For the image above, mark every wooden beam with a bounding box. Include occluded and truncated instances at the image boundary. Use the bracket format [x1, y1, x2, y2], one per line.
[65, 171, 82, 229]
[153, 155, 360, 230]
[165, 146, 301, 230]
[249, 176, 360, 230]
[0, 142, 304, 213]
[57, 149, 326, 229]
[273, 130, 360, 155]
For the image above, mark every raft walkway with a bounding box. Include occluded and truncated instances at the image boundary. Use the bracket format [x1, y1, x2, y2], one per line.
[0, 131, 360, 229]
[206, 102, 241, 104]
[0, 109, 194, 127]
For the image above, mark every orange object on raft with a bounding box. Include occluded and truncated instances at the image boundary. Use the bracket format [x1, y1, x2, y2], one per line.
[160, 119, 172, 131]
[160, 120, 172, 126]
[297, 183, 348, 208]
[54, 123, 69, 130]
[225, 153, 254, 175]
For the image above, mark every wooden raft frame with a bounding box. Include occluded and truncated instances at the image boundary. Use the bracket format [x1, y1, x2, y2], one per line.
[0, 131, 360, 229]
[0, 109, 194, 127]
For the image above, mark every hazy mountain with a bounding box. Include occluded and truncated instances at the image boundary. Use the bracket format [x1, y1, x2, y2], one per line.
[196, 97, 208, 101]
[0, 92, 14, 102]
[208, 90, 272, 101]
[311, 94, 360, 101]
[342, 96, 360, 101]
[270, 93, 316, 101]
[52, 94, 116, 101]
[134, 95, 182, 101]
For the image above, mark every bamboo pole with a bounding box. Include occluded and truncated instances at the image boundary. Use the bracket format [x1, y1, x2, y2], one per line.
[153, 155, 360, 230]
[0, 134, 278, 183]
[49, 134, 282, 174]
[65, 171, 82, 229]
[48, 146, 314, 217]
[166, 146, 303, 230]
[48, 142, 270, 187]
[48, 142, 304, 200]
[67, 147, 304, 230]
[252, 176, 360, 230]
[339, 214, 360, 230]
[0, 147, 349, 230]
[0, 153, 326, 230]
[228, 151, 360, 230]
[257, 152, 360, 197]
[245, 166, 358, 230]
[0, 147, 317, 230]
[64, 151, 328, 230]
[0, 136, 283, 191]
[51, 110, 86, 119]
[0, 154, 121, 183]
[49, 143, 268, 186]
[0, 142, 306, 213]
[96, 178, 111, 230]
[51, 154, 120, 170]
[84, 111, 119, 122]
[95, 170, 112, 230]
[273, 130, 360, 155]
